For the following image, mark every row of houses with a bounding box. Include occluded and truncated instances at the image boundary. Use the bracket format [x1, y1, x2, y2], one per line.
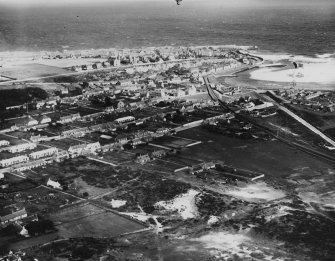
[0, 204, 28, 225]
[0, 155, 29, 168]
[57, 113, 81, 124]
[8, 115, 51, 129]
[0, 140, 10, 147]
[29, 147, 58, 160]
[0, 147, 58, 168]
[68, 142, 101, 157]
[12, 159, 47, 172]
[3, 143, 37, 154]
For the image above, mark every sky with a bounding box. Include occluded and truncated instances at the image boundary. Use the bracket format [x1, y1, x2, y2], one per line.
[0, 0, 334, 8]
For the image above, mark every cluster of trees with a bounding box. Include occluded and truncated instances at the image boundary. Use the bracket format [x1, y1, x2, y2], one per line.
[0, 88, 48, 110]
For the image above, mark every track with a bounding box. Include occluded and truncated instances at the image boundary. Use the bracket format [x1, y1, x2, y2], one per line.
[204, 76, 335, 165]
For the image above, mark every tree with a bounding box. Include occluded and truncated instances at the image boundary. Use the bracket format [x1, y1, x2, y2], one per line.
[26, 220, 55, 236]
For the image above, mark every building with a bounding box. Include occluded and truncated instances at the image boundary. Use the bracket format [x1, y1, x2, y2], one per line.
[47, 178, 62, 190]
[45, 96, 60, 107]
[38, 115, 52, 125]
[130, 138, 144, 147]
[29, 147, 58, 160]
[0, 155, 29, 167]
[57, 113, 81, 124]
[186, 85, 197, 96]
[115, 116, 135, 124]
[151, 150, 167, 159]
[85, 142, 101, 152]
[53, 151, 69, 162]
[6, 143, 37, 153]
[68, 144, 87, 156]
[110, 100, 125, 110]
[61, 127, 90, 138]
[155, 127, 170, 137]
[12, 160, 46, 172]
[136, 154, 151, 165]
[150, 89, 166, 99]
[68, 142, 101, 156]
[0, 140, 10, 147]
[0, 205, 28, 225]
[115, 134, 129, 145]
[9, 116, 39, 128]
[245, 102, 274, 112]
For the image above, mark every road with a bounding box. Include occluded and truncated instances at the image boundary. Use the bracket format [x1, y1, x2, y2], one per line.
[263, 91, 335, 147]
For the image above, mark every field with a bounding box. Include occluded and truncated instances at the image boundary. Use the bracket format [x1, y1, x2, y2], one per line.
[177, 126, 333, 178]
[151, 135, 199, 149]
[100, 150, 134, 165]
[50, 203, 145, 238]
[9, 185, 81, 215]
[0, 63, 70, 80]
[0, 173, 37, 193]
[44, 138, 82, 150]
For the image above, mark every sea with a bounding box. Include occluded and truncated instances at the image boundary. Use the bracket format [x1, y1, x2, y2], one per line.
[0, 0, 334, 57]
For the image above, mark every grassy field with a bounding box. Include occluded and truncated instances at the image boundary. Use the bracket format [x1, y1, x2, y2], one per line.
[177, 126, 333, 178]
[0, 63, 70, 80]
[13, 185, 81, 215]
[152, 136, 198, 149]
[50, 203, 105, 223]
[55, 210, 145, 238]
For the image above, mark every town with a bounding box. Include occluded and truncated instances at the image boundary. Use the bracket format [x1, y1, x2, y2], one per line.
[1, 45, 335, 261]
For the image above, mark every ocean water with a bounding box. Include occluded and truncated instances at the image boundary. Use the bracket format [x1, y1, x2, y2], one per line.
[0, 1, 334, 56]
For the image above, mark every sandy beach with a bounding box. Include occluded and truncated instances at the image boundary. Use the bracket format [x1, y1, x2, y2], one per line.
[250, 53, 335, 85]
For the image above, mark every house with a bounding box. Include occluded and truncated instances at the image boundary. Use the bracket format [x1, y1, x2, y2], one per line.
[68, 144, 87, 156]
[47, 178, 62, 190]
[101, 143, 123, 152]
[105, 106, 115, 113]
[0, 204, 28, 225]
[0, 140, 10, 147]
[186, 85, 197, 96]
[85, 142, 101, 152]
[150, 89, 166, 99]
[53, 151, 69, 162]
[176, 89, 186, 97]
[9, 116, 39, 128]
[29, 147, 58, 160]
[45, 96, 59, 106]
[151, 150, 167, 159]
[0, 155, 29, 167]
[110, 100, 125, 110]
[136, 154, 151, 165]
[115, 134, 129, 145]
[155, 127, 170, 137]
[36, 100, 46, 109]
[6, 143, 37, 153]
